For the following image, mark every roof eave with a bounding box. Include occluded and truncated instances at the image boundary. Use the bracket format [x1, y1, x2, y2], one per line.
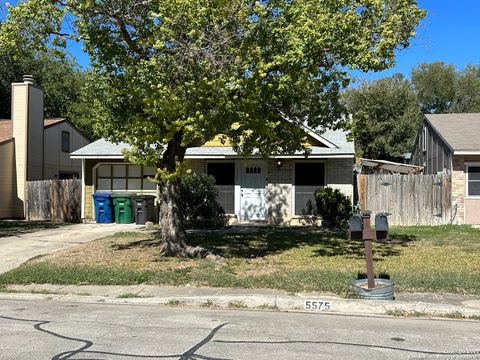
[453, 150, 480, 156]
[71, 153, 355, 160]
[70, 154, 126, 159]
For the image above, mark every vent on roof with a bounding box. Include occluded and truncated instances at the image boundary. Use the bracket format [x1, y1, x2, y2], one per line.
[23, 75, 34, 84]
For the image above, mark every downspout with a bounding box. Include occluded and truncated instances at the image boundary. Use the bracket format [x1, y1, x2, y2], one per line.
[24, 83, 30, 220]
[81, 158, 85, 221]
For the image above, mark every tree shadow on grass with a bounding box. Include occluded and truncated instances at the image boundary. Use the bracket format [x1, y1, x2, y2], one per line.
[109, 226, 417, 261]
[110, 238, 161, 250]
[313, 234, 416, 259]
[185, 227, 346, 258]
[0, 221, 64, 238]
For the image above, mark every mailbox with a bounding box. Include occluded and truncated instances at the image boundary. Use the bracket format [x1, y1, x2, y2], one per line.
[375, 212, 389, 240]
[349, 214, 363, 240]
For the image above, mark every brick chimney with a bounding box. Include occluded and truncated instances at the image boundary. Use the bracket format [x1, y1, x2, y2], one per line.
[12, 75, 44, 216]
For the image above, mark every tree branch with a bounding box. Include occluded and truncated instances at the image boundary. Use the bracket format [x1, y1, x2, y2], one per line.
[113, 15, 147, 58]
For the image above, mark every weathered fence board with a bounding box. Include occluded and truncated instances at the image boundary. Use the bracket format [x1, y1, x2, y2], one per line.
[358, 173, 452, 226]
[26, 179, 81, 223]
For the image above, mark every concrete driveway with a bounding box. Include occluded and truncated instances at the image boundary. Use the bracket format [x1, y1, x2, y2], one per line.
[0, 223, 140, 274]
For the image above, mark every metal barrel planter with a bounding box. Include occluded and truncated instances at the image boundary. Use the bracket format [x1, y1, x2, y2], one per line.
[351, 278, 395, 300]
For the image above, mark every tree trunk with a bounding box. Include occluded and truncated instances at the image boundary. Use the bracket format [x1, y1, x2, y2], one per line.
[158, 178, 209, 258]
[157, 131, 211, 258]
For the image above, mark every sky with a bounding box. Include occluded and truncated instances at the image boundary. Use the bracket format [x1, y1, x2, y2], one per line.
[357, 0, 480, 82]
[3, 1, 480, 83]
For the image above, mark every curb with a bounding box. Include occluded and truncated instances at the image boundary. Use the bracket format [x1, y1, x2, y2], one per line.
[1, 289, 480, 319]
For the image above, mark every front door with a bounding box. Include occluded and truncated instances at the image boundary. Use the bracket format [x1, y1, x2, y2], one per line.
[240, 161, 267, 221]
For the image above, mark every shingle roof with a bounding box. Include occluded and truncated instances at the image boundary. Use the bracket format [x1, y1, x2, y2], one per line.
[0, 118, 67, 142]
[71, 138, 130, 157]
[425, 113, 480, 152]
[320, 129, 354, 152]
[71, 129, 354, 158]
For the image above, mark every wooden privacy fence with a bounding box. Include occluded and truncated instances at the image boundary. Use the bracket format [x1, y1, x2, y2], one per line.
[358, 173, 452, 226]
[26, 179, 81, 223]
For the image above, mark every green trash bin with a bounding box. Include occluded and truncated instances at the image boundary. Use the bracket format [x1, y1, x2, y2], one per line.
[111, 193, 135, 224]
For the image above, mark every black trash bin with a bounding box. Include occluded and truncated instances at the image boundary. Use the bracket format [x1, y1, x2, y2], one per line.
[132, 195, 157, 225]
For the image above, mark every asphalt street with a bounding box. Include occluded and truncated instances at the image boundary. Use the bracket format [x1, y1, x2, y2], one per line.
[0, 299, 479, 360]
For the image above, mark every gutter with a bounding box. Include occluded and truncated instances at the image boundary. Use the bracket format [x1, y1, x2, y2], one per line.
[70, 154, 356, 160]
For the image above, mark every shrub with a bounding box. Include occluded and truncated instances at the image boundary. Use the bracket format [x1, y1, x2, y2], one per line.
[180, 174, 225, 228]
[314, 187, 352, 228]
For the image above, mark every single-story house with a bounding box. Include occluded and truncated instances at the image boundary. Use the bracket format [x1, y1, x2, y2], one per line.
[411, 113, 480, 224]
[71, 126, 354, 224]
[0, 76, 90, 219]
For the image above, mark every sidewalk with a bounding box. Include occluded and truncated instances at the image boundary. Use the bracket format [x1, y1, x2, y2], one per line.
[0, 223, 141, 274]
[2, 284, 480, 319]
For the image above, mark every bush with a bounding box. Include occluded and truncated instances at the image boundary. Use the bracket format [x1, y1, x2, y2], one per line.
[314, 187, 352, 228]
[180, 174, 225, 228]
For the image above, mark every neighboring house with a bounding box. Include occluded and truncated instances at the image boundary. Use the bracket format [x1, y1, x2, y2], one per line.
[71, 127, 354, 224]
[411, 113, 480, 224]
[0, 76, 90, 219]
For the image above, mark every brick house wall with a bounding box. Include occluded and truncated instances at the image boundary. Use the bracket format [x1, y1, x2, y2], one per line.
[451, 155, 480, 224]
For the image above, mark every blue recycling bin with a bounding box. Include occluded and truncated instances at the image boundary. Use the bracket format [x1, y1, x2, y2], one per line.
[92, 192, 114, 223]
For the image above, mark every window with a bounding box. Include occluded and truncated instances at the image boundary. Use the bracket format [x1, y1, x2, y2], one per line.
[294, 162, 325, 215]
[96, 164, 156, 192]
[467, 166, 480, 196]
[207, 162, 235, 214]
[62, 131, 70, 153]
[246, 166, 261, 174]
[422, 127, 427, 153]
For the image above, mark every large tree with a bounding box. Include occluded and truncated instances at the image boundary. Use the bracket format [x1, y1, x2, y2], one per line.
[411, 61, 456, 114]
[453, 64, 480, 113]
[0, 0, 424, 257]
[345, 74, 423, 161]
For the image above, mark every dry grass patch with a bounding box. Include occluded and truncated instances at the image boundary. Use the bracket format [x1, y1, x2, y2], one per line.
[34, 231, 199, 271]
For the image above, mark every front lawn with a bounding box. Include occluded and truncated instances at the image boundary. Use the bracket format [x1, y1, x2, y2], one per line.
[0, 220, 66, 238]
[1, 226, 479, 295]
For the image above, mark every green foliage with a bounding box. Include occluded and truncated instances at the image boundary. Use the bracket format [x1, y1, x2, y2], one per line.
[180, 174, 224, 228]
[410, 61, 480, 115]
[0, 0, 425, 244]
[411, 61, 457, 114]
[347, 61, 480, 161]
[345, 74, 423, 161]
[314, 187, 352, 228]
[452, 64, 480, 113]
[0, 0, 425, 174]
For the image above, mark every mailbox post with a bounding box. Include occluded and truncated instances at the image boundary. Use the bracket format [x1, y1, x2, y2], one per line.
[349, 210, 389, 290]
